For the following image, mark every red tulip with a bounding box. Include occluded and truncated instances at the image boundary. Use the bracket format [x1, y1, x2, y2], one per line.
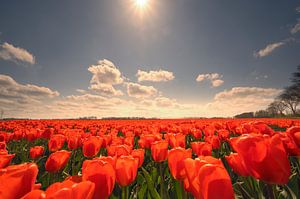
[184, 157, 234, 199]
[30, 146, 44, 159]
[48, 134, 66, 152]
[21, 180, 95, 199]
[168, 133, 186, 148]
[191, 142, 212, 156]
[83, 136, 103, 158]
[131, 149, 145, 167]
[115, 155, 139, 187]
[0, 153, 15, 168]
[168, 147, 192, 180]
[230, 134, 291, 184]
[107, 144, 132, 157]
[45, 150, 71, 173]
[287, 126, 300, 147]
[151, 140, 169, 162]
[82, 159, 115, 199]
[0, 163, 38, 199]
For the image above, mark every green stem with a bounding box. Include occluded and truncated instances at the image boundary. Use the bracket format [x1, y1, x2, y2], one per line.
[122, 186, 128, 199]
[159, 163, 164, 199]
[181, 181, 186, 199]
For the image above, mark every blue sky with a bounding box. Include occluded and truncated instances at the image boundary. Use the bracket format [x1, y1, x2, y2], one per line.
[0, 0, 300, 118]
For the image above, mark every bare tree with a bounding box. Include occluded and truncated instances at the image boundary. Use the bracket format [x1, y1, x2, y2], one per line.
[278, 85, 300, 115]
[267, 100, 286, 116]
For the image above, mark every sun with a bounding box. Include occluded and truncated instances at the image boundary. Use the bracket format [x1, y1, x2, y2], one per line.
[134, 0, 149, 9]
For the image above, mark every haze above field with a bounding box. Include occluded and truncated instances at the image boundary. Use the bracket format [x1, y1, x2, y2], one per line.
[0, 0, 300, 118]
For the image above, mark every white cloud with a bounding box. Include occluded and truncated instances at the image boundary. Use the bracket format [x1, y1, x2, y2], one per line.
[136, 69, 174, 82]
[155, 96, 177, 107]
[87, 59, 124, 96]
[254, 42, 285, 58]
[291, 19, 300, 34]
[0, 74, 59, 99]
[0, 74, 59, 118]
[196, 73, 224, 87]
[127, 82, 157, 98]
[88, 59, 123, 85]
[296, 6, 300, 13]
[206, 87, 282, 116]
[89, 83, 123, 96]
[0, 42, 35, 64]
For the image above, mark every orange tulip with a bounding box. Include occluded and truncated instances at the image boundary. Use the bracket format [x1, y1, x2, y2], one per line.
[168, 147, 192, 180]
[230, 134, 291, 184]
[0, 163, 38, 199]
[191, 142, 212, 156]
[21, 180, 95, 199]
[48, 134, 66, 152]
[0, 153, 15, 168]
[151, 140, 169, 162]
[45, 150, 71, 173]
[82, 136, 103, 158]
[82, 159, 115, 199]
[131, 149, 145, 167]
[115, 155, 139, 187]
[30, 146, 44, 159]
[184, 157, 234, 199]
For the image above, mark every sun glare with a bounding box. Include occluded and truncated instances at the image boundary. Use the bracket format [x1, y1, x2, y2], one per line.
[134, 0, 149, 10]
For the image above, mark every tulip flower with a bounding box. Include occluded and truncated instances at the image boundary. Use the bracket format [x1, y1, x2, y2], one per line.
[287, 126, 300, 147]
[107, 144, 132, 157]
[115, 155, 139, 199]
[151, 140, 169, 162]
[45, 150, 71, 173]
[168, 147, 192, 180]
[229, 134, 291, 184]
[21, 180, 95, 199]
[48, 134, 66, 152]
[82, 159, 115, 199]
[184, 157, 234, 199]
[168, 133, 186, 148]
[131, 149, 145, 167]
[82, 136, 103, 158]
[191, 142, 212, 156]
[29, 146, 44, 159]
[0, 153, 14, 168]
[115, 155, 139, 187]
[0, 163, 38, 199]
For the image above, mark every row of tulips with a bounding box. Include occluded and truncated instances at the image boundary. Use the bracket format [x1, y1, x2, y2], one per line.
[0, 119, 300, 199]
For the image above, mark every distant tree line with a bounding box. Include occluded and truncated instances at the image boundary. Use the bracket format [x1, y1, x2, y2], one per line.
[235, 65, 300, 118]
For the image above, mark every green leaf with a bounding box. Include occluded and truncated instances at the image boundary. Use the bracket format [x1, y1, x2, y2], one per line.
[141, 167, 161, 199]
[138, 183, 148, 199]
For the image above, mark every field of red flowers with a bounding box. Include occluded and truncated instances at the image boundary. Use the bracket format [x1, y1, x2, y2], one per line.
[0, 119, 300, 199]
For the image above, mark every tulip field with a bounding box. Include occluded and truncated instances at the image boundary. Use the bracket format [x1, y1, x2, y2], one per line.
[1, 119, 300, 199]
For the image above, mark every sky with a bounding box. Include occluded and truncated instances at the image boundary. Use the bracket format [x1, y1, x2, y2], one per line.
[0, 0, 300, 119]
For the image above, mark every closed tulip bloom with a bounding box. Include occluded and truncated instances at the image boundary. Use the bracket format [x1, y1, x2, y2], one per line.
[225, 153, 250, 176]
[29, 146, 44, 159]
[107, 144, 132, 157]
[45, 150, 71, 173]
[82, 160, 115, 199]
[191, 142, 212, 156]
[183, 157, 234, 199]
[115, 155, 139, 187]
[67, 135, 81, 150]
[168, 147, 192, 180]
[21, 180, 95, 199]
[48, 134, 66, 152]
[0, 153, 15, 168]
[168, 133, 186, 148]
[83, 136, 103, 158]
[131, 149, 145, 167]
[230, 134, 291, 184]
[0, 163, 38, 199]
[151, 140, 169, 162]
[287, 126, 300, 147]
